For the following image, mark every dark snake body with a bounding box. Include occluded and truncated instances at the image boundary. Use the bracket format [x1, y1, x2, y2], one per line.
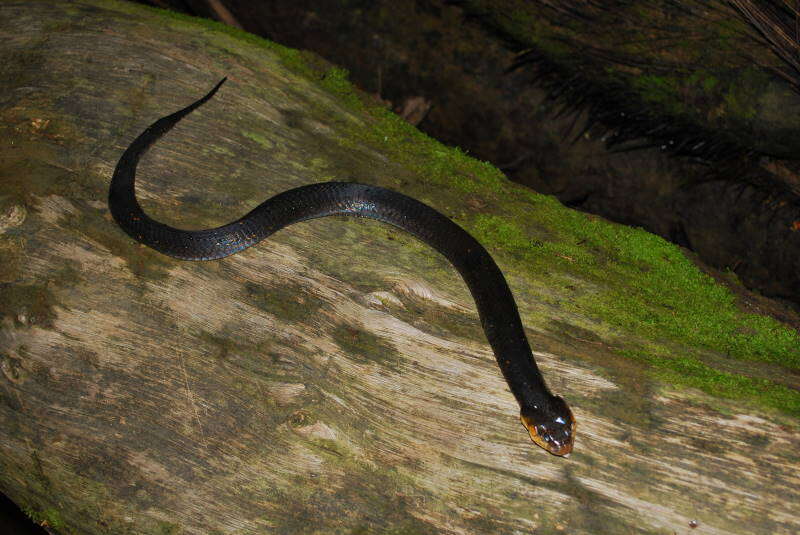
[109, 78, 575, 456]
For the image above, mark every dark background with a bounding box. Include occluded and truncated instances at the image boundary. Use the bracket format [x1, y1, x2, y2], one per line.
[0, 493, 48, 535]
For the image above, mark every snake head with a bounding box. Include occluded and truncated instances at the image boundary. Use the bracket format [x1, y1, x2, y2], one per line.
[520, 396, 575, 456]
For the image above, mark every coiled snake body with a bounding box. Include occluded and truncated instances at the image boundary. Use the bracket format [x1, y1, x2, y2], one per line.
[109, 78, 575, 456]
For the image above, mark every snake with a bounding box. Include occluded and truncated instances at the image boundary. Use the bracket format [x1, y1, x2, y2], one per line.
[109, 78, 575, 456]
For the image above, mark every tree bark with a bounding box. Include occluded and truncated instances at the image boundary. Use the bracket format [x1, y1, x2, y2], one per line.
[0, 1, 798, 534]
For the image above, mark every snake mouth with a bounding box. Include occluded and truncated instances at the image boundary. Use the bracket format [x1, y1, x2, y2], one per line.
[533, 433, 573, 457]
[521, 410, 576, 457]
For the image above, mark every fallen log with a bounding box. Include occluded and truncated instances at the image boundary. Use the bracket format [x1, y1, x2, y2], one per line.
[0, 1, 798, 534]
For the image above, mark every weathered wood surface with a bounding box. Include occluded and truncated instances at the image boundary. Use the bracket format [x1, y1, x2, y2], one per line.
[0, 1, 798, 534]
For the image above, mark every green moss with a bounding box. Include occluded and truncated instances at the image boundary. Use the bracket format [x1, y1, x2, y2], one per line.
[364, 112, 505, 194]
[319, 66, 364, 110]
[22, 506, 66, 531]
[576, 227, 800, 369]
[241, 131, 274, 149]
[472, 215, 529, 252]
[620, 348, 800, 417]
